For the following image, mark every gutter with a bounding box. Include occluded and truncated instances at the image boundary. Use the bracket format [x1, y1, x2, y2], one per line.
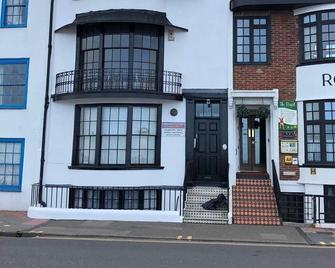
[38, 0, 55, 205]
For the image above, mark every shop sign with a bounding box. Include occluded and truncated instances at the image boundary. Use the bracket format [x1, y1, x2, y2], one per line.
[281, 140, 298, 154]
[279, 101, 297, 130]
[322, 73, 335, 86]
[162, 122, 185, 137]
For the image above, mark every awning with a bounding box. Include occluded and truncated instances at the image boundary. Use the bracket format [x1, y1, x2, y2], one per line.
[230, 0, 335, 11]
[55, 9, 188, 32]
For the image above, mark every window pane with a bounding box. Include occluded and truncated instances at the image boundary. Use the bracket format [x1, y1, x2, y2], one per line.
[131, 107, 158, 164]
[78, 107, 98, 165]
[4, 0, 27, 26]
[0, 141, 23, 189]
[0, 62, 28, 107]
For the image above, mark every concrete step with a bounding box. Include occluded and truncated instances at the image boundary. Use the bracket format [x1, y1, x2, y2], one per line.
[183, 218, 228, 224]
[234, 216, 281, 225]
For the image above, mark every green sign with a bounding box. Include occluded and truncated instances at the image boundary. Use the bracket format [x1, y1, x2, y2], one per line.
[279, 101, 297, 131]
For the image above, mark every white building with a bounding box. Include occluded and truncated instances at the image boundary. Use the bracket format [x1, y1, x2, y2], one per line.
[0, 0, 51, 210]
[28, 0, 233, 223]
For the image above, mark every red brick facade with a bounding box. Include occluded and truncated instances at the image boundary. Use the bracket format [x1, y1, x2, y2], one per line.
[233, 10, 300, 180]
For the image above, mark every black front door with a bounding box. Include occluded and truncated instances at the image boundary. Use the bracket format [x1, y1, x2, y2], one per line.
[325, 186, 335, 223]
[186, 100, 228, 186]
[240, 116, 266, 171]
[194, 118, 221, 181]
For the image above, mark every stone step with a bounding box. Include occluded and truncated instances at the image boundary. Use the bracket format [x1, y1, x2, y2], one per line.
[233, 200, 277, 209]
[184, 202, 226, 210]
[233, 192, 276, 201]
[236, 179, 271, 187]
[184, 209, 228, 219]
[233, 216, 281, 225]
[187, 187, 228, 196]
[183, 218, 228, 224]
[186, 195, 225, 203]
[233, 208, 279, 217]
[233, 186, 273, 194]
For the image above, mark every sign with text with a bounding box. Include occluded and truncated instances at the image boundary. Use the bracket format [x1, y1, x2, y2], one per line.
[162, 122, 185, 137]
[279, 101, 297, 131]
[281, 140, 298, 154]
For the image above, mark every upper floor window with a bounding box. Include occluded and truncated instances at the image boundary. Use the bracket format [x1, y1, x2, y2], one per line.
[72, 104, 161, 169]
[301, 10, 335, 63]
[0, 59, 29, 109]
[0, 138, 24, 192]
[234, 17, 269, 64]
[77, 24, 162, 92]
[305, 100, 335, 165]
[1, 0, 28, 27]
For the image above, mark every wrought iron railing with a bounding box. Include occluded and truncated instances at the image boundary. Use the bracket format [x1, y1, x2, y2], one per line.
[272, 160, 335, 224]
[272, 160, 282, 216]
[31, 183, 184, 216]
[55, 68, 182, 96]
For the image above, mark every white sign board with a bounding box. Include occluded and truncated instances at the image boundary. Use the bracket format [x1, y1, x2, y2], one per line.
[162, 122, 185, 137]
[281, 140, 298, 154]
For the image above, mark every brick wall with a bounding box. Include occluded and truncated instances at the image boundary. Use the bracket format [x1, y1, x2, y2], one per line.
[233, 10, 300, 180]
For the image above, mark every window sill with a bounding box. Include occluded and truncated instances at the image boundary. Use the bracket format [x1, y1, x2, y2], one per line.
[0, 187, 22, 192]
[300, 164, 335, 169]
[297, 59, 335, 67]
[68, 165, 165, 171]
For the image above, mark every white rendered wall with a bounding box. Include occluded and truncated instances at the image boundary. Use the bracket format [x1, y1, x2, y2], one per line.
[0, 0, 50, 210]
[296, 63, 335, 193]
[44, 0, 233, 189]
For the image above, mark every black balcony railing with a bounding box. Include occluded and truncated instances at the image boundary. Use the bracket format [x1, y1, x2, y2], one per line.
[31, 183, 184, 216]
[54, 68, 182, 98]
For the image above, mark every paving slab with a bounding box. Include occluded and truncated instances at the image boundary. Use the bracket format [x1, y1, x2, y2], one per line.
[301, 227, 335, 246]
[28, 220, 308, 245]
[0, 211, 49, 236]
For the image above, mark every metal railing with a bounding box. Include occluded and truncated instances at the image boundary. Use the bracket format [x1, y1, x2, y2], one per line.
[55, 68, 182, 96]
[31, 183, 184, 216]
[272, 160, 335, 224]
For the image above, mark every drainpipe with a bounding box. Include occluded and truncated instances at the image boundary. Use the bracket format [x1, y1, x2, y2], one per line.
[38, 0, 55, 205]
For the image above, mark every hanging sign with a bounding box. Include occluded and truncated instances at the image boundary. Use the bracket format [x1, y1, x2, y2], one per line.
[279, 101, 297, 131]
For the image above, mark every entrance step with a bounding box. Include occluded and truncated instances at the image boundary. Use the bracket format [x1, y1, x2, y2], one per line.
[183, 186, 228, 225]
[237, 172, 269, 180]
[236, 178, 271, 187]
[232, 175, 282, 226]
[234, 216, 281, 225]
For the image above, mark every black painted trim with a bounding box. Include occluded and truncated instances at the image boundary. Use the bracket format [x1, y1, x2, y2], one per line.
[71, 103, 163, 170]
[230, 0, 335, 11]
[55, 9, 188, 32]
[233, 16, 271, 65]
[68, 165, 165, 170]
[52, 91, 183, 101]
[299, 10, 335, 65]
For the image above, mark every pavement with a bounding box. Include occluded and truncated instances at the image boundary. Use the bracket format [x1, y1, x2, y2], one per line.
[0, 211, 48, 236]
[1, 211, 335, 246]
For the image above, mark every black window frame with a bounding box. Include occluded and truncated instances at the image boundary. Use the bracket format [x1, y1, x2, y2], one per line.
[75, 23, 165, 92]
[300, 10, 335, 65]
[71, 103, 162, 170]
[234, 16, 271, 65]
[69, 188, 162, 210]
[304, 99, 335, 166]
